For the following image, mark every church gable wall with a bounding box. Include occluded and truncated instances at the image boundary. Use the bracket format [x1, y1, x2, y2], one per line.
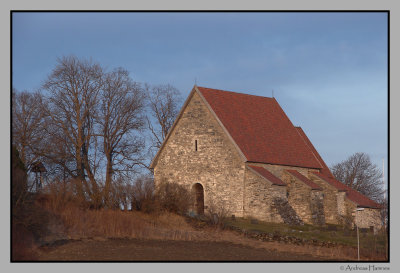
[154, 91, 245, 216]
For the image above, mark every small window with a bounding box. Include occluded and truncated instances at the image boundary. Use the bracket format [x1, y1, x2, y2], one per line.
[195, 140, 198, 151]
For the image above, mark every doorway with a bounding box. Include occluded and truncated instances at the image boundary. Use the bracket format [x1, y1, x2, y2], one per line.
[193, 183, 204, 215]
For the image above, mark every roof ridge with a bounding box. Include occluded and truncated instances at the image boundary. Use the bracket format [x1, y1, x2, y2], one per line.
[197, 86, 275, 100]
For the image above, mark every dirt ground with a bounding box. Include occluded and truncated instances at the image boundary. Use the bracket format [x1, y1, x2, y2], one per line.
[36, 237, 337, 261]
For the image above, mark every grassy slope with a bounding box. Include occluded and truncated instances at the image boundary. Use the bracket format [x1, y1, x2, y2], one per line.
[224, 217, 386, 253]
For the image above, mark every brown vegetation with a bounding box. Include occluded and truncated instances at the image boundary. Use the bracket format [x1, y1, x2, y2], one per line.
[53, 207, 201, 241]
[12, 171, 388, 261]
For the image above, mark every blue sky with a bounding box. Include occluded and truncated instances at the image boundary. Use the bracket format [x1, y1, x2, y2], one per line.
[12, 12, 388, 182]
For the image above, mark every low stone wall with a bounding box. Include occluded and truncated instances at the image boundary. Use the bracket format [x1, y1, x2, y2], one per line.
[227, 225, 343, 248]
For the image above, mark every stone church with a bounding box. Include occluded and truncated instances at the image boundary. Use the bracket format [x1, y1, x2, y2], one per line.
[150, 86, 382, 231]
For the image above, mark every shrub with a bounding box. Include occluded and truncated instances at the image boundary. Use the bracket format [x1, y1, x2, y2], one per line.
[131, 175, 155, 212]
[153, 180, 193, 215]
[40, 178, 88, 212]
[204, 198, 231, 228]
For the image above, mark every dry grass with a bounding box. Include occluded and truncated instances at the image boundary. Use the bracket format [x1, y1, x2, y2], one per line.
[55, 206, 207, 241]
[18, 189, 386, 262]
[39, 201, 387, 261]
[19, 201, 386, 261]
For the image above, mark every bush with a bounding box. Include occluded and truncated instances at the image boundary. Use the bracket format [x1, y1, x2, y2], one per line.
[41, 178, 88, 212]
[153, 181, 193, 215]
[204, 198, 231, 228]
[131, 175, 155, 212]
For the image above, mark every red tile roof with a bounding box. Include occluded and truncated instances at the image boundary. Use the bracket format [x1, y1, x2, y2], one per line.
[312, 172, 348, 191]
[248, 165, 286, 186]
[296, 128, 381, 208]
[312, 172, 381, 209]
[286, 170, 322, 190]
[197, 87, 323, 169]
[295, 127, 334, 178]
[195, 86, 380, 209]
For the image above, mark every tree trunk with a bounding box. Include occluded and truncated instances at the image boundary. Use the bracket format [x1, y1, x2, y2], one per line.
[104, 153, 113, 208]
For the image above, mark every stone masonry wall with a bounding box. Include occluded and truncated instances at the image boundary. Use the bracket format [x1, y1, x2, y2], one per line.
[246, 162, 317, 180]
[343, 199, 357, 228]
[242, 162, 323, 225]
[337, 191, 346, 217]
[154, 91, 245, 216]
[243, 167, 286, 222]
[282, 172, 315, 224]
[309, 175, 341, 225]
[355, 208, 382, 232]
[310, 191, 325, 226]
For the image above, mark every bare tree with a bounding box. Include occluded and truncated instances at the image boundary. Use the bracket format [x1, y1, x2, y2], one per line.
[331, 152, 384, 201]
[13, 55, 164, 209]
[130, 174, 155, 211]
[145, 84, 182, 151]
[12, 89, 46, 171]
[98, 68, 145, 207]
[42, 56, 103, 207]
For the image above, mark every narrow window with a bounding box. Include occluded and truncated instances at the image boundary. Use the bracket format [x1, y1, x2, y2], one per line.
[195, 140, 198, 151]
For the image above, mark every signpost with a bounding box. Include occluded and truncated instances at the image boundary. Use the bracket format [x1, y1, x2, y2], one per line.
[355, 207, 365, 261]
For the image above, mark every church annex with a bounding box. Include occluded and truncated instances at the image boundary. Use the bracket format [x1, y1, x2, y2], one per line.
[150, 86, 382, 230]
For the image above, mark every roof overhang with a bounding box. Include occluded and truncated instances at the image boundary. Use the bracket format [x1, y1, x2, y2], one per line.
[246, 165, 286, 186]
[285, 169, 322, 190]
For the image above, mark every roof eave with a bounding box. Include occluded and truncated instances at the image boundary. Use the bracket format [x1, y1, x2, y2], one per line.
[247, 166, 273, 186]
[285, 170, 322, 190]
[246, 161, 321, 170]
[356, 205, 381, 209]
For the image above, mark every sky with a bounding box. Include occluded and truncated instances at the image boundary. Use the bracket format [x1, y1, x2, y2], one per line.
[12, 12, 388, 184]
